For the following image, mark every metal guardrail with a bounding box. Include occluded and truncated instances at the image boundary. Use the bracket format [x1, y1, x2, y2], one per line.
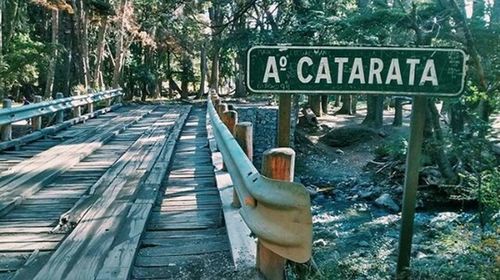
[207, 95, 312, 263]
[0, 89, 123, 126]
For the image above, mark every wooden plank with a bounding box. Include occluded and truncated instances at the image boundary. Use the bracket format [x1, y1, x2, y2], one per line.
[33, 107, 191, 280]
[141, 234, 227, 248]
[96, 106, 192, 280]
[0, 242, 58, 252]
[0, 107, 155, 215]
[141, 228, 228, 240]
[0, 253, 29, 272]
[0, 227, 54, 234]
[137, 240, 228, 257]
[0, 233, 64, 243]
[134, 251, 230, 268]
[56, 111, 181, 228]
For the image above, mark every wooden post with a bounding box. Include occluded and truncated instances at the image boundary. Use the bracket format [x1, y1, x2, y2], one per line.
[32, 95, 42, 131]
[211, 93, 219, 102]
[277, 93, 292, 148]
[220, 109, 237, 171]
[56, 92, 64, 124]
[222, 110, 238, 134]
[1, 99, 12, 141]
[396, 96, 427, 280]
[258, 148, 295, 280]
[235, 122, 253, 161]
[116, 91, 122, 104]
[233, 122, 253, 208]
[217, 103, 228, 118]
[87, 100, 94, 114]
[213, 98, 221, 108]
[73, 91, 81, 118]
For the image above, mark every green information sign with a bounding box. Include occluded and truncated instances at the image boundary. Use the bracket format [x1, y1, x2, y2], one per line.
[247, 46, 467, 97]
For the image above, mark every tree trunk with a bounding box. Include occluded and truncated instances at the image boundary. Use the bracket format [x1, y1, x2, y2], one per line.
[234, 54, 246, 97]
[3, 0, 18, 49]
[392, 98, 403, 126]
[352, 95, 358, 114]
[450, 102, 465, 133]
[112, 0, 128, 88]
[0, 0, 4, 99]
[334, 95, 340, 107]
[449, 0, 491, 122]
[209, 3, 223, 94]
[362, 95, 384, 128]
[336, 95, 353, 115]
[210, 47, 220, 93]
[0, 0, 3, 56]
[197, 43, 207, 99]
[79, 1, 90, 89]
[426, 100, 458, 183]
[56, 11, 73, 95]
[44, 9, 59, 99]
[321, 95, 328, 114]
[309, 96, 322, 117]
[93, 17, 107, 89]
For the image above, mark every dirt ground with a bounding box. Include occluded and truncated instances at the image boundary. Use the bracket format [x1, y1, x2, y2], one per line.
[293, 104, 499, 280]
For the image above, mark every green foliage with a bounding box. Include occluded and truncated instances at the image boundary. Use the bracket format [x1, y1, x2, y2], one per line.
[0, 33, 47, 92]
[374, 137, 408, 161]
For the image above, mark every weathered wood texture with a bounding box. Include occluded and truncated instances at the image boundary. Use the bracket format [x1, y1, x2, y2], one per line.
[0, 106, 155, 215]
[257, 148, 296, 280]
[30, 106, 191, 280]
[0, 106, 162, 279]
[132, 106, 232, 280]
[0, 104, 122, 152]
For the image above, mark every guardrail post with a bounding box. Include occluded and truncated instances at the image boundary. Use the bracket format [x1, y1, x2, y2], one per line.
[56, 92, 65, 124]
[233, 122, 253, 208]
[73, 91, 81, 118]
[1, 99, 12, 141]
[258, 148, 295, 280]
[213, 98, 221, 108]
[106, 92, 113, 107]
[216, 103, 228, 118]
[116, 90, 123, 104]
[222, 110, 237, 134]
[32, 95, 42, 131]
[87, 92, 94, 114]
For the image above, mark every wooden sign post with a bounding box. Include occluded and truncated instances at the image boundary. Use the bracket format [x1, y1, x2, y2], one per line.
[277, 94, 292, 147]
[247, 45, 467, 279]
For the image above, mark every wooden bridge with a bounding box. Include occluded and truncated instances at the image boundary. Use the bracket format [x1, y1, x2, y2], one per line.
[0, 91, 312, 280]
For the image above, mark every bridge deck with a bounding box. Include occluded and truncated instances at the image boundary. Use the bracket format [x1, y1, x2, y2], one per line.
[0, 104, 235, 280]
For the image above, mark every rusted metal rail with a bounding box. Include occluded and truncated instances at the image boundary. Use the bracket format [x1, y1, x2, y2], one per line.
[207, 94, 312, 265]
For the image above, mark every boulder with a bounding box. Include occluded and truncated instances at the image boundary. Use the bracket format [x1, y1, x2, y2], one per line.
[320, 125, 383, 147]
[375, 193, 400, 212]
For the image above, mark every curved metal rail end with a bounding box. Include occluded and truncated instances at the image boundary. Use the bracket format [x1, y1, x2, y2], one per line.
[207, 94, 313, 264]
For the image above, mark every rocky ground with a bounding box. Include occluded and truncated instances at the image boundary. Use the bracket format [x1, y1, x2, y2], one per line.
[292, 104, 499, 280]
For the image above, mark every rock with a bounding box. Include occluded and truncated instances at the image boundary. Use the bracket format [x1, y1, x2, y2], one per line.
[358, 190, 374, 199]
[320, 125, 382, 147]
[313, 239, 328, 247]
[375, 193, 400, 212]
[305, 184, 318, 196]
[429, 212, 460, 230]
[358, 241, 370, 247]
[416, 252, 427, 259]
[393, 185, 404, 194]
[348, 194, 359, 201]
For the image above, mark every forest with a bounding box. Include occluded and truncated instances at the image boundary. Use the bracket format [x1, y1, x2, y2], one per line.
[0, 0, 499, 279]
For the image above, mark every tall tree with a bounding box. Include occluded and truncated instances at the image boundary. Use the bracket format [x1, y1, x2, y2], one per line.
[44, 9, 58, 98]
